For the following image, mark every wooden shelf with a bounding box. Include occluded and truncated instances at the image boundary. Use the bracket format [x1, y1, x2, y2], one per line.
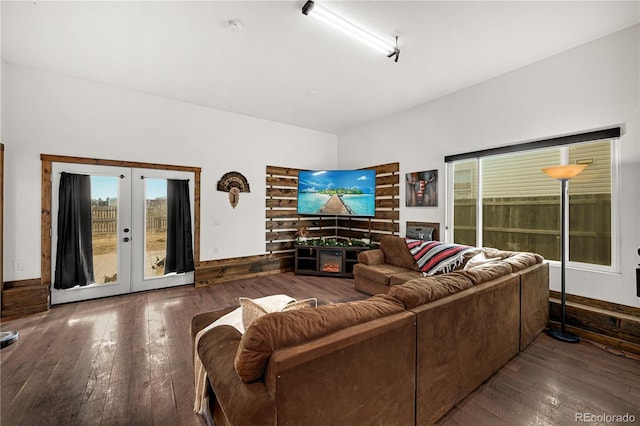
[294, 245, 369, 278]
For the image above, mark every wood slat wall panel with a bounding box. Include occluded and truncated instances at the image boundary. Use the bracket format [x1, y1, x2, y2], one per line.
[265, 163, 400, 262]
[265, 199, 297, 208]
[376, 186, 400, 197]
[264, 166, 300, 177]
[266, 209, 311, 219]
[266, 228, 335, 241]
[376, 174, 399, 186]
[373, 162, 401, 174]
[337, 219, 399, 233]
[266, 187, 298, 198]
[266, 218, 336, 230]
[265, 176, 298, 187]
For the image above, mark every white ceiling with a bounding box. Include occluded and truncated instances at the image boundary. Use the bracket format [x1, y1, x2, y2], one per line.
[2, 1, 639, 134]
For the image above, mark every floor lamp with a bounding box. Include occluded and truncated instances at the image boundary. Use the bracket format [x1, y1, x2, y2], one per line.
[542, 164, 587, 343]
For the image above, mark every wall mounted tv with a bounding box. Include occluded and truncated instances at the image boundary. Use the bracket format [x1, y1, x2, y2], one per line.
[297, 169, 376, 217]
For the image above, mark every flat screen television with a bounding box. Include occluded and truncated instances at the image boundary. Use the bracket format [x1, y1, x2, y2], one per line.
[297, 169, 376, 217]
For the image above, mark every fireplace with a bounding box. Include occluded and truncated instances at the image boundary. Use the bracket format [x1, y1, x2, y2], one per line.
[319, 250, 343, 274]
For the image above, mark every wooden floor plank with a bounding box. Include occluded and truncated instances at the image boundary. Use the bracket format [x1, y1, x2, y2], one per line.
[1, 272, 639, 426]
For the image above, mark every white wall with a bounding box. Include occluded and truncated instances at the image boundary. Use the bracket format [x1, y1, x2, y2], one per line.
[338, 25, 640, 308]
[2, 64, 338, 282]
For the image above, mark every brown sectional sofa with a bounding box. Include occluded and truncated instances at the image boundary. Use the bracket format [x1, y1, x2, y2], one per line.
[191, 236, 549, 425]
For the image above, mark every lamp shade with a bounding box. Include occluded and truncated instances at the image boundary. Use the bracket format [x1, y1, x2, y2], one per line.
[542, 164, 587, 180]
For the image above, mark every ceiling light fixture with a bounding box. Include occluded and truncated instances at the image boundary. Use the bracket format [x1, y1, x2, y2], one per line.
[302, 0, 400, 62]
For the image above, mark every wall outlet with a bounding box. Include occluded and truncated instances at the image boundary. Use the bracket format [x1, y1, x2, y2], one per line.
[13, 260, 24, 271]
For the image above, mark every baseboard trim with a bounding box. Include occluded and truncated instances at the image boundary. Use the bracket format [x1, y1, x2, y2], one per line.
[195, 253, 294, 287]
[2, 278, 49, 319]
[549, 291, 640, 355]
[3, 278, 43, 289]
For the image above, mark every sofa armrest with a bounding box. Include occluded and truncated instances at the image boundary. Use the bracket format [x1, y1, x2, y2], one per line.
[198, 325, 276, 426]
[357, 248, 385, 265]
[264, 312, 416, 425]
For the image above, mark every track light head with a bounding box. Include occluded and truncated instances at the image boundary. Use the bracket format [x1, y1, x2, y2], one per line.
[302, 0, 314, 16]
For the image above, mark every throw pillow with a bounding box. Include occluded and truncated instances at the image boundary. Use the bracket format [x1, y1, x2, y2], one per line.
[283, 297, 318, 311]
[239, 296, 317, 330]
[239, 298, 270, 330]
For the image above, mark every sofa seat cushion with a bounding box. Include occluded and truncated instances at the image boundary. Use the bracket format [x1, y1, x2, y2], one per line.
[389, 271, 423, 286]
[388, 273, 475, 309]
[234, 294, 405, 383]
[353, 263, 412, 286]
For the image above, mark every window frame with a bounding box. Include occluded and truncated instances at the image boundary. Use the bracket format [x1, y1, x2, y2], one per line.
[445, 135, 620, 274]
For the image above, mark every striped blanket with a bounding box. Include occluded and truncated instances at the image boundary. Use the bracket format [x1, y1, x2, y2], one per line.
[405, 239, 476, 276]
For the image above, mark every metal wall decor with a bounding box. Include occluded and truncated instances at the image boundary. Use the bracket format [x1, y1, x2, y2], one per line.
[217, 171, 250, 208]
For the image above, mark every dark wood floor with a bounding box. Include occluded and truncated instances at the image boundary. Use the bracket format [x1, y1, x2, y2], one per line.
[1, 273, 638, 426]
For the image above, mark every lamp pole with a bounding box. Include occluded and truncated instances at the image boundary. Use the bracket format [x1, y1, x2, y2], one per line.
[542, 165, 586, 343]
[556, 178, 577, 340]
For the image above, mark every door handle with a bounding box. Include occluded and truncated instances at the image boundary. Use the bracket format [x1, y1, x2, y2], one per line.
[123, 228, 130, 233]
[123, 237, 130, 242]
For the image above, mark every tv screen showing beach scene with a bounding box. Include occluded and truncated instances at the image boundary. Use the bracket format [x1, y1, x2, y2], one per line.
[297, 169, 376, 217]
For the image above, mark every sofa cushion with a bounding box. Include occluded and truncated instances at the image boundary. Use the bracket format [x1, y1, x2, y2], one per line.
[357, 248, 385, 265]
[389, 271, 423, 286]
[501, 252, 540, 272]
[353, 263, 412, 286]
[388, 273, 474, 309]
[380, 236, 419, 270]
[464, 251, 499, 269]
[459, 260, 513, 285]
[239, 296, 317, 330]
[239, 294, 296, 330]
[234, 294, 405, 383]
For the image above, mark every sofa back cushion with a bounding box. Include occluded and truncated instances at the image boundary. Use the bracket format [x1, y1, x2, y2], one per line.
[388, 272, 475, 309]
[459, 260, 513, 285]
[380, 236, 419, 271]
[501, 252, 541, 271]
[234, 294, 405, 383]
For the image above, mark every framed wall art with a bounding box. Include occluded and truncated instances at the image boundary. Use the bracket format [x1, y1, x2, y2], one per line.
[406, 169, 437, 207]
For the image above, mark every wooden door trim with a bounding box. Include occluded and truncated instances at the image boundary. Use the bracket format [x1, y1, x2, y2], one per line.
[40, 154, 201, 289]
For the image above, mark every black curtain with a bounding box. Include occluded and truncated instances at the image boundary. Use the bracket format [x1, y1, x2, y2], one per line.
[165, 179, 194, 274]
[54, 172, 94, 289]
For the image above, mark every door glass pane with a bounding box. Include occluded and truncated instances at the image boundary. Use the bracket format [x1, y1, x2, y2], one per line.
[481, 149, 560, 257]
[91, 176, 119, 284]
[453, 160, 477, 246]
[568, 140, 612, 265]
[145, 179, 167, 278]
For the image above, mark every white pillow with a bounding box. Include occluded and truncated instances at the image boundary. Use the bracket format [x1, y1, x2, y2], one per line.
[239, 295, 318, 330]
[464, 251, 496, 269]
[208, 294, 295, 335]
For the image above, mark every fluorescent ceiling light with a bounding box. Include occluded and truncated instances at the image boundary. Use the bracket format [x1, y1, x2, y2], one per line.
[302, 1, 400, 62]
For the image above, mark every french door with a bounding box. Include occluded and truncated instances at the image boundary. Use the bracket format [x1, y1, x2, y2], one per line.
[51, 163, 195, 305]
